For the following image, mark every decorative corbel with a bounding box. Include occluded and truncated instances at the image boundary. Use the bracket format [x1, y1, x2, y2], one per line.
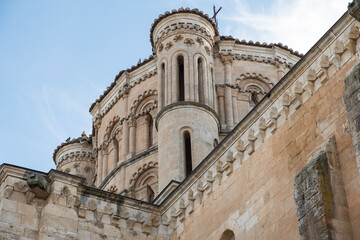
[345, 24, 359, 54]
[177, 198, 186, 222]
[266, 107, 280, 134]
[234, 139, 246, 164]
[256, 118, 267, 143]
[245, 129, 256, 155]
[292, 82, 304, 110]
[215, 161, 225, 185]
[205, 171, 215, 195]
[224, 151, 235, 176]
[187, 189, 195, 214]
[304, 69, 317, 95]
[196, 180, 206, 203]
[319, 55, 331, 83]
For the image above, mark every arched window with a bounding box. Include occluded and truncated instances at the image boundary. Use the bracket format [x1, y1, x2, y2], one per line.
[148, 114, 153, 147]
[161, 63, 165, 107]
[178, 56, 185, 101]
[184, 131, 193, 176]
[198, 58, 204, 103]
[220, 229, 235, 240]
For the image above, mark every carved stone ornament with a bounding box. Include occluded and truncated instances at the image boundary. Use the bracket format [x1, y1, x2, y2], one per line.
[196, 37, 204, 45]
[184, 38, 195, 46]
[165, 41, 173, 51]
[220, 54, 234, 65]
[204, 46, 211, 55]
[108, 185, 118, 193]
[173, 34, 183, 42]
[158, 43, 164, 52]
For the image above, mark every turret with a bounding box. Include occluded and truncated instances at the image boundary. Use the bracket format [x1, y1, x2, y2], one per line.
[53, 132, 95, 186]
[152, 8, 220, 190]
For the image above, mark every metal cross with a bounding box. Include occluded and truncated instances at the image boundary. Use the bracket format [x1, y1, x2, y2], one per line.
[212, 5, 222, 26]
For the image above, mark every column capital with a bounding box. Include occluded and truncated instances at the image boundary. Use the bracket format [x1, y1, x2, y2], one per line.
[128, 117, 137, 127]
[220, 53, 234, 65]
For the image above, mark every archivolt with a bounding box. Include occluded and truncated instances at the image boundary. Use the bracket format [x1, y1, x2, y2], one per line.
[129, 161, 158, 189]
[236, 72, 273, 92]
[130, 89, 158, 116]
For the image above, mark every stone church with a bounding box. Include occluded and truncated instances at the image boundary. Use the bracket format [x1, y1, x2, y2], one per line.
[1, 1, 360, 239]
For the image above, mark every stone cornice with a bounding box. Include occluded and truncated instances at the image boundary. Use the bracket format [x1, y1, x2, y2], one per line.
[91, 69, 157, 124]
[89, 56, 156, 113]
[53, 133, 92, 164]
[150, 7, 219, 48]
[220, 35, 303, 58]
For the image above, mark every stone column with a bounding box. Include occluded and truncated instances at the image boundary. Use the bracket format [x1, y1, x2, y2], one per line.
[128, 118, 137, 158]
[102, 146, 108, 180]
[144, 115, 151, 149]
[221, 54, 234, 129]
[216, 86, 226, 129]
[122, 120, 129, 160]
[120, 90, 129, 161]
[97, 150, 103, 185]
[159, 63, 164, 110]
[172, 60, 178, 103]
[232, 88, 239, 125]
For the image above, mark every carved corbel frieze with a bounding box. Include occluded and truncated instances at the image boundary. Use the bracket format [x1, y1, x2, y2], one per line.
[205, 171, 215, 195]
[3, 186, 14, 199]
[266, 107, 279, 134]
[234, 139, 246, 164]
[196, 180, 206, 203]
[224, 151, 235, 176]
[292, 82, 304, 110]
[111, 213, 120, 226]
[78, 205, 87, 218]
[169, 208, 177, 229]
[345, 24, 359, 54]
[120, 207, 130, 220]
[256, 118, 267, 143]
[215, 161, 225, 185]
[304, 69, 317, 95]
[127, 216, 137, 230]
[245, 129, 256, 155]
[319, 55, 331, 83]
[88, 199, 98, 211]
[142, 220, 152, 235]
[177, 198, 186, 222]
[280, 93, 291, 120]
[329, 40, 345, 71]
[187, 189, 195, 214]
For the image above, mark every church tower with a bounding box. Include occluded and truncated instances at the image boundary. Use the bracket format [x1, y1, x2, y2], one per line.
[152, 9, 220, 190]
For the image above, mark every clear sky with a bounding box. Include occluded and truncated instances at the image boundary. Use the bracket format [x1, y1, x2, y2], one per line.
[0, 0, 350, 172]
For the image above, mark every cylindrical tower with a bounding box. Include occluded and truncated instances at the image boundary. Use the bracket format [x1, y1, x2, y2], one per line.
[152, 8, 220, 190]
[53, 132, 95, 186]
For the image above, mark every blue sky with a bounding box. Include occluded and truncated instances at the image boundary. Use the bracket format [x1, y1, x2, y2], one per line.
[0, 0, 349, 172]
